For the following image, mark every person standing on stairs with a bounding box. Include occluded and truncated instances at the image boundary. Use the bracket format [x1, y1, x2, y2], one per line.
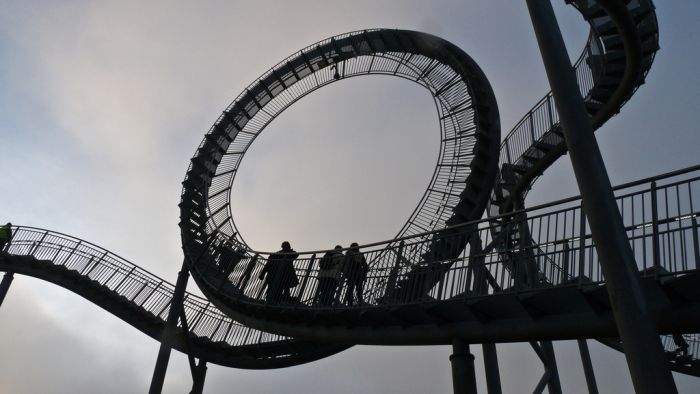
[316, 245, 343, 306]
[0, 223, 12, 252]
[259, 241, 299, 303]
[343, 242, 368, 306]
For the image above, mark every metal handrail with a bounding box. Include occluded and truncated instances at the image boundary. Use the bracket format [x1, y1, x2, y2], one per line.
[191, 164, 700, 311]
[180, 28, 500, 260]
[2, 227, 289, 348]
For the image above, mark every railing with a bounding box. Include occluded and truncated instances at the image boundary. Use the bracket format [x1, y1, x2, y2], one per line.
[2, 227, 289, 347]
[181, 29, 499, 260]
[496, 32, 599, 179]
[191, 165, 700, 310]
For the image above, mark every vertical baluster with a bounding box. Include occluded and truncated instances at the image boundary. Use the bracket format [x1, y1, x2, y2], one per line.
[562, 242, 570, 283]
[692, 217, 700, 271]
[113, 266, 136, 293]
[505, 140, 512, 164]
[296, 254, 316, 304]
[651, 181, 661, 278]
[28, 231, 49, 255]
[578, 204, 586, 287]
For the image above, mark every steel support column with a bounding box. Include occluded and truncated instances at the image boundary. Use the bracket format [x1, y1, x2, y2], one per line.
[525, 1, 677, 392]
[149, 261, 190, 394]
[0, 272, 14, 307]
[450, 338, 478, 394]
[482, 343, 502, 394]
[189, 359, 208, 394]
[577, 339, 598, 394]
[541, 341, 562, 394]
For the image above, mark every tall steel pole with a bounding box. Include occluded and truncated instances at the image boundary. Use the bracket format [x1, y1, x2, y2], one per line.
[525, 1, 677, 392]
[149, 261, 190, 394]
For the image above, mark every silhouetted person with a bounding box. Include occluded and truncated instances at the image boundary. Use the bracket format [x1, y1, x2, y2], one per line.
[259, 241, 299, 302]
[673, 333, 690, 356]
[316, 245, 343, 306]
[219, 240, 245, 282]
[343, 242, 368, 306]
[0, 222, 12, 252]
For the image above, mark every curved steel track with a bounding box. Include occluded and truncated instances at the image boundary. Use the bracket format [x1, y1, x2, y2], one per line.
[3, 0, 699, 383]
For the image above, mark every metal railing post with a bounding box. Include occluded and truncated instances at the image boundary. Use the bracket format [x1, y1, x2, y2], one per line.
[692, 217, 700, 269]
[505, 140, 512, 164]
[578, 204, 586, 286]
[562, 241, 570, 283]
[296, 254, 316, 302]
[28, 231, 48, 255]
[650, 181, 661, 277]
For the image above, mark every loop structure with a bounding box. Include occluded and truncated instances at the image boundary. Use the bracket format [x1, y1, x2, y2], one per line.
[4, 0, 700, 386]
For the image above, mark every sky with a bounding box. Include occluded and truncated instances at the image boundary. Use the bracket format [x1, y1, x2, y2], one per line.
[1, 0, 699, 393]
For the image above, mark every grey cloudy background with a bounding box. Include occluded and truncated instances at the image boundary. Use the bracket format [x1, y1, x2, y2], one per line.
[1, 0, 699, 393]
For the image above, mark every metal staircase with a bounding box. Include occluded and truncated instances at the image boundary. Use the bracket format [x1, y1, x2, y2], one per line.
[3, 0, 698, 391]
[0, 228, 347, 369]
[490, 0, 659, 216]
[182, 160, 700, 375]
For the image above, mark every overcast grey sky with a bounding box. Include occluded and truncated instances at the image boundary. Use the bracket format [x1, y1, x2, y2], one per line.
[1, 0, 699, 393]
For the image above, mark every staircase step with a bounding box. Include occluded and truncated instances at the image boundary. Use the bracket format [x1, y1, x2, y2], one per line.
[533, 140, 556, 153]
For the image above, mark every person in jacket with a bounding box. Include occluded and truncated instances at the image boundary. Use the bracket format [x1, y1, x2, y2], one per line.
[0, 223, 12, 252]
[316, 245, 343, 306]
[343, 242, 368, 306]
[259, 241, 299, 302]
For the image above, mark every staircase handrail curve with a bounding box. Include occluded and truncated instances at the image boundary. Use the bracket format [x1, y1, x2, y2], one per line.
[1, 225, 284, 345]
[0, 226, 350, 368]
[233, 163, 700, 257]
[179, 28, 501, 273]
[178, 163, 700, 372]
[485, 0, 660, 291]
[493, 0, 659, 212]
[495, 32, 596, 175]
[6, 226, 226, 312]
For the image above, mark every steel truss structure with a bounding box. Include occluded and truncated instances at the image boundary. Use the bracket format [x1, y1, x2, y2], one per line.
[1, 0, 696, 393]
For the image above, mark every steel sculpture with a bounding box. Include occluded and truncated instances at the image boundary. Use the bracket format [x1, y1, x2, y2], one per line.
[2, 0, 698, 393]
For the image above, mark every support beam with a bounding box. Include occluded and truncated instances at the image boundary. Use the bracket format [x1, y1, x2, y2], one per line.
[530, 341, 561, 394]
[450, 338, 477, 394]
[541, 341, 562, 394]
[149, 261, 190, 394]
[482, 343, 502, 394]
[189, 359, 208, 394]
[179, 301, 209, 394]
[577, 339, 598, 394]
[0, 272, 14, 307]
[525, 2, 677, 393]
